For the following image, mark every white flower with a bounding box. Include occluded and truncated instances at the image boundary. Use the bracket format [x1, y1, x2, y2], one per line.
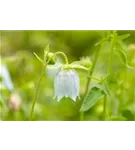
[54, 69, 80, 101]
[0, 65, 14, 91]
[46, 63, 62, 79]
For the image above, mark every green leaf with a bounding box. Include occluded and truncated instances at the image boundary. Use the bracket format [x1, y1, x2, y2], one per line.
[71, 64, 90, 71]
[102, 81, 111, 96]
[95, 40, 102, 46]
[44, 44, 50, 52]
[116, 49, 127, 65]
[122, 109, 134, 121]
[126, 65, 135, 70]
[44, 44, 50, 63]
[99, 76, 112, 99]
[80, 87, 105, 112]
[116, 50, 134, 70]
[117, 41, 128, 51]
[116, 34, 130, 41]
[95, 38, 109, 46]
[110, 116, 127, 121]
[33, 52, 44, 64]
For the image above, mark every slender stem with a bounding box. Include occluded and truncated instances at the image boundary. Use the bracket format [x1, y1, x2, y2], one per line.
[34, 52, 44, 64]
[80, 112, 84, 121]
[80, 46, 101, 121]
[85, 48, 101, 94]
[71, 65, 89, 71]
[30, 51, 69, 121]
[29, 65, 46, 121]
[0, 92, 7, 121]
[134, 47, 135, 102]
[88, 76, 101, 82]
[8, 110, 14, 121]
[108, 31, 116, 75]
[103, 95, 107, 120]
[54, 52, 69, 64]
[121, 66, 127, 105]
[104, 31, 116, 120]
[133, 87, 135, 103]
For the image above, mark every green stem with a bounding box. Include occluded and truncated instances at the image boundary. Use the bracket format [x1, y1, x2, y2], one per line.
[29, 65, 46, 121]
[54, 52, 69, 64]
[85, 48, 101, 94]
[121, 67, 127, 105]
[80, 112, 84, 121]
[34, 52, 44, 64]
[104, 31, 116, 120]
[30, 51, 69, 121]
[80, 46, 101, 121]
[8, 110, 14, 121]
[133, 87, 135, 103]
[0, 92, 7, 121]
[71, 66, 89, 71]
[108, 31, 116, 74]
[134, 73, 135, 100]
[88, 76, 101, 82]
[103, 95, 107, 120]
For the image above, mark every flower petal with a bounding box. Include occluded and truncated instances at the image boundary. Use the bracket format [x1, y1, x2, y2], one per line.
[0, 65, 14, 91]
[54, 69, 80, 101]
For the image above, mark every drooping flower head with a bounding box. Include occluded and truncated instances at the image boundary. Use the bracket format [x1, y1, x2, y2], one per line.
[34, 46, 89, 102]
[54, 69, 80, 101]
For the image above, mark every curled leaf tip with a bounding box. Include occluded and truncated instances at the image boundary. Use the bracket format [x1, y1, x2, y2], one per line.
[33, 52, 44, 64]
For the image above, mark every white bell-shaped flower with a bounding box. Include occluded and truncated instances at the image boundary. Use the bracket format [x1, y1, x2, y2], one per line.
[54, 69, 80, 101]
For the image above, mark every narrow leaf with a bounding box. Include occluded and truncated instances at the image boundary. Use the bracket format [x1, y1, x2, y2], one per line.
[116, 49, 127, 65]
[95, 41, 101, 46]
[102, 81, 111, 96]
[80, 87, 105, 112]
[71, 64, 90, 71]
[95, 38, 108, 46]
[44, 44, 50, 52]
[116, 50, 134, 70]
[44, 44, 50, 63]
[33, 52, 44, 64]
[116, 34, 130, 41]
[117, 40, 128, 51]
[126, 65, 134, 70]
[110, 116, 127, 121]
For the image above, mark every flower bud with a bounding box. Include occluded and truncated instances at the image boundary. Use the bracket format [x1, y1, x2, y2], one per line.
[44, 52, 56, 64]
[8, 93, 21, 111]
[80, 57, 92, 68]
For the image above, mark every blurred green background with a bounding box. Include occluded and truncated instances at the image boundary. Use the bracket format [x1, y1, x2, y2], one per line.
[0, 30, 135, 121]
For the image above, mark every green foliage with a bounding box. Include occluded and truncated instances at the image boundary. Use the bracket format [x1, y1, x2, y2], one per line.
[80, 87, 105, 112]
[0, 30, 135, 121]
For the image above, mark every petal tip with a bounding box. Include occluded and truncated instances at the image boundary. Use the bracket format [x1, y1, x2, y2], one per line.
[71, 96, 77, 101]
[58, 96, 63, 102]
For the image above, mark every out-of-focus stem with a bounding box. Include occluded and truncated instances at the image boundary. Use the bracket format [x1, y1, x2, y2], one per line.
[30, 51, 69, 121]
[104, 31, 116, 120]
[85, 48, 101, 94]
[29, 65, 46, 121]
[80, 47, 101, 121]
